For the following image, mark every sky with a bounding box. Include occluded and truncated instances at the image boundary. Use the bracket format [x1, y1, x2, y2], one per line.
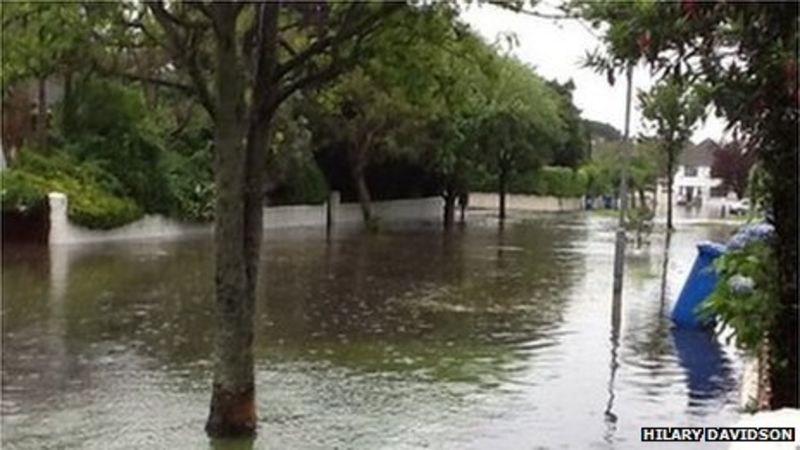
[461, 4, 729, 144]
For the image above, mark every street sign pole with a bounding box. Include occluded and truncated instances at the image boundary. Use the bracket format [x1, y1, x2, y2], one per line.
[612, 64, 634, 302]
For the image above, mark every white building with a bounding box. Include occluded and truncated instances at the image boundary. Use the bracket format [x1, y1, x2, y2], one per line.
[658, 139, 725, 207]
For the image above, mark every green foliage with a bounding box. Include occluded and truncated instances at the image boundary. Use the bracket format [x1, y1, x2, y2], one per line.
[58, 78, 174, 215]
[1, 151, 142, 229]
[583, 119, 622, 142]
[548, 80, 590, 167]
[162, 149, 215, 222]
[530, 166, 587, 197]
[581, 162, 615, 197]
[639, 79, 709, 147]
[747, 163, 772, 213]
[478, 166, 587, 198]
[700, 240, 778, 353]
[1, 3, 88, 93]
[270, 158, 329, 206]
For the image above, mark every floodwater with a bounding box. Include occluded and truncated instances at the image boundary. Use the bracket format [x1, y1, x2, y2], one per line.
[2, 212, 744, 449]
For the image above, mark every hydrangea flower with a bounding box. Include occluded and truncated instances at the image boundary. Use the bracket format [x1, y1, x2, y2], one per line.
[726, 222, 774, 249]
[728, 274, 755, 295]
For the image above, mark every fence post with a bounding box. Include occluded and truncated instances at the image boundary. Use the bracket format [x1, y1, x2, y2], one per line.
[47, 192, 69, 245]
[326, 191, 341, 232]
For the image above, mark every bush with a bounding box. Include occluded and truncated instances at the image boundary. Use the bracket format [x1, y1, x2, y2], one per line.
[162, 149, 215, 222]
[269, 158, 329, 205]
[507, 166, 587, 197]
[1, 151, 142, 229]
[700, 240, 777, 352]
[700, 224, 779, 353]
[60, 78, 174, 215]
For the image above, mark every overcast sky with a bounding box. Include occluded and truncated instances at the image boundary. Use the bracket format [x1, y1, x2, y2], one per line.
[461, 4, 729, 143]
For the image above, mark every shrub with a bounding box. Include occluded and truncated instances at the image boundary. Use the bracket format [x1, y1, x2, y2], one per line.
[700, 239, 778, 352]
[1, 151, 142, 229]
[60, 78, 173, 215]
[507, 166, 587, 197]
[162, 149, 215, 222]
[269, 158, 329, 205]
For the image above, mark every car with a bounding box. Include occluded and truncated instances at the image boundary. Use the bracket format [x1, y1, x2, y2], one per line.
[727, 198, 750, 215]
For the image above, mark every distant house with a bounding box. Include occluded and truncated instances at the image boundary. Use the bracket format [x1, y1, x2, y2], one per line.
[658, 138, 725, 205]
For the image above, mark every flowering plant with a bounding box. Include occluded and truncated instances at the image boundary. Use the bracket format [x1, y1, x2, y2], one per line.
[699, 223, 778, 352]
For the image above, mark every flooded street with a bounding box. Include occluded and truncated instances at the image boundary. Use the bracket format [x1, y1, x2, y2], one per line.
[2, 212, 743, 449]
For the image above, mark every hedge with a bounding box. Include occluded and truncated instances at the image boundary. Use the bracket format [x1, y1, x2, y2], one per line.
[1, 152, 142, 229]
[475, 166, 587, 198]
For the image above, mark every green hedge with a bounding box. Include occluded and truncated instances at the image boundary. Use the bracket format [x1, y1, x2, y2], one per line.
[478, 166, 587, 197]
[1, 152, 142, 229]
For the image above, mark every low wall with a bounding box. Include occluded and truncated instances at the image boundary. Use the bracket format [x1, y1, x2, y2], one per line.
[48, 193, 209, 246]
[47, 192, 445, 244]
[263, 204, 327, 229]
[263, 196, 444, 229]
[468, 192, 583, 212]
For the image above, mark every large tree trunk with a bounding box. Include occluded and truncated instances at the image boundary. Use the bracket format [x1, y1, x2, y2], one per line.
[205, 4, 271, 437]
[498, 168, 507, 221]
[666, 147, 675, 230]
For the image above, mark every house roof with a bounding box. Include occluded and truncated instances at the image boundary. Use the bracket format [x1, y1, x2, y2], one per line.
[679, 138, 720, 167]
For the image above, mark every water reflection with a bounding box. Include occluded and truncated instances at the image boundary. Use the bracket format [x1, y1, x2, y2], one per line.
[2, 214, 744, 449]
[209, 437, 254, 450]
[671, 328, 736, 406]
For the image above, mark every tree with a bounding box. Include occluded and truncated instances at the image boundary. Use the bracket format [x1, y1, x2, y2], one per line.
[314, 68, 422, 226]
[1, 3, 91, 150]
[547, 79, 590, 168]
[576, 0, 798, 408]
[124, 2, 403, 436]
[639, 78, 707, 230]
[476, 56, 565, 220]
[416, 23, 497, 228]
[583, 119, 622, 142]
[711, 140, 757, 199]
[306, 5, 463, 227]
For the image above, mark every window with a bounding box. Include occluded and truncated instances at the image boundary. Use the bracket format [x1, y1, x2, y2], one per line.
[684, 166, 698, 177]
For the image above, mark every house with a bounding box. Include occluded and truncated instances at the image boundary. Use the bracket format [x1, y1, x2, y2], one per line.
[658, 138, 725, 206]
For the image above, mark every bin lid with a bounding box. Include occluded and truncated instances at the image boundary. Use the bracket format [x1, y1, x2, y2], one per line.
[697, 241, 727, 257]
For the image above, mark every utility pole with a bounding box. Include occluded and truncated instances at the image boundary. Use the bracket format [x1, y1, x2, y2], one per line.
[612, 64, 634, 300]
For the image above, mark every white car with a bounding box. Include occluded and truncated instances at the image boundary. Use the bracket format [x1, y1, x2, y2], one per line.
[727, 198, 750, 215]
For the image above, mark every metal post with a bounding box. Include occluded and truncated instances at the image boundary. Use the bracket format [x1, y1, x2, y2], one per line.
[612, 64, 634, 299]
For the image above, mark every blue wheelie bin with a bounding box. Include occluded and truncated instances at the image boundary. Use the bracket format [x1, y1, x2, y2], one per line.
[671, 241, 727, 329]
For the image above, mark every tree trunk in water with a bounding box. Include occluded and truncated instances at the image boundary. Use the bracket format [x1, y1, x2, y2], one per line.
[351, 162, 372, 225]
[205, 5, 268, 437]
[36, 76, 47, 149]
[498, 169, 507, 221]
[443, 191, 456, 229]
[666, 148, 675, 230]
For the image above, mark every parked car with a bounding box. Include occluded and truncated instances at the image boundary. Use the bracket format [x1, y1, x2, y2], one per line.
[727, 198, 750, 215]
